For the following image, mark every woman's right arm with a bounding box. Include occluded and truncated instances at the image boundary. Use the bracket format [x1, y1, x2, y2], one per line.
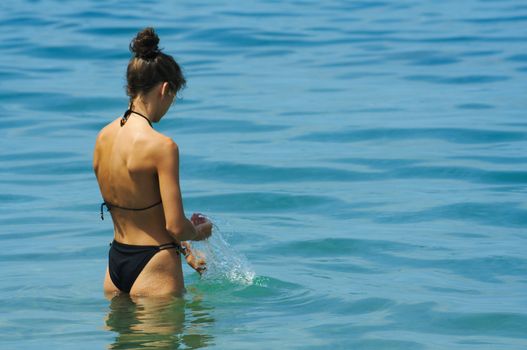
[156, 137, 212, 242]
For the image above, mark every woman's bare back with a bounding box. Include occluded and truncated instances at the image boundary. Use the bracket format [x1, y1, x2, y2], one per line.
[94, 116, 185, 296]
[95, 117, 172, 243]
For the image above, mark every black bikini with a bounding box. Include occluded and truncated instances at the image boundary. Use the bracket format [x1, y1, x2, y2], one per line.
[109, 240, 185, 293]
[101, 109, 185, 293]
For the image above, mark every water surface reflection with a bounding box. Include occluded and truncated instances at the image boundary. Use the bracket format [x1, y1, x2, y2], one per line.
[105, 293, 214, 349]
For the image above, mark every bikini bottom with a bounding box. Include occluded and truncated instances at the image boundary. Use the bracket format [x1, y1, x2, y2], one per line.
[108, 240, 182, 293]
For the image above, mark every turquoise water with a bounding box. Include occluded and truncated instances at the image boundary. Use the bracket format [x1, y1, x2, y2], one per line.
[1, 0, 527, 349]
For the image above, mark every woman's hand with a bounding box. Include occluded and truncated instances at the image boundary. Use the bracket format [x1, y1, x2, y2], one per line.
[191, 213, 205, 225]
[191, 213, 212, 241]
[181, 242, 207, 275]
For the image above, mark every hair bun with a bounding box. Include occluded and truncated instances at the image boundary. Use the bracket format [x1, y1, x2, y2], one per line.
[130, 27, 160, 60]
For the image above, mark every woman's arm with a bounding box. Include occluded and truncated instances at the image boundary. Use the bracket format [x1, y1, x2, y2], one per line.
[156, 138, 212, 242]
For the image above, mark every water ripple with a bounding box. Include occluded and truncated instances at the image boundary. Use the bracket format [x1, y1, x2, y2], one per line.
[375, 202, 527, 228]
[184, 160, 366, 183]
[1, 0, 526, 348]
[389, 303, 527, 338]
[186, 192, 344, 213]
[295, 128, 526, 144]
[404, 74, 510, 84]
[164, 117, 287, 134]
[463, 15, 527, 24]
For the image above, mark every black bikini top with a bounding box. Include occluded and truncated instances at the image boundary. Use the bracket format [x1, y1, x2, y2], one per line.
[100, 200, 162, 220]
[100, 108, 160, 220]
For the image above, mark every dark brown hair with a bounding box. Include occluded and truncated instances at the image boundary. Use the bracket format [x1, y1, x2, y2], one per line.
[126, 27, 186, 101]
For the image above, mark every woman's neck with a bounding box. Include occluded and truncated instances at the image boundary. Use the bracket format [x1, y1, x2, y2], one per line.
[131, 97, 155, 121]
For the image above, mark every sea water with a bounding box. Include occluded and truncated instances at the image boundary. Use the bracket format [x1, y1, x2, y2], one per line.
[0, 0, 526, 349]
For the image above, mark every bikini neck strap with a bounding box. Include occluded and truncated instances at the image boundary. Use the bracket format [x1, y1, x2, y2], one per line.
[120, 107, 153, 128]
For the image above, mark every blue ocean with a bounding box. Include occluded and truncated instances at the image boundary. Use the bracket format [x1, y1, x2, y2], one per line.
[1, 1, 526, 349]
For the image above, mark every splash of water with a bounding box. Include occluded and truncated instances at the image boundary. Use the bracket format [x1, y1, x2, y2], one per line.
[188, 219, 255, 285]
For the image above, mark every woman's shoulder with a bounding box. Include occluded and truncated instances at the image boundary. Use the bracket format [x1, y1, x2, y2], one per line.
[93, 118, 121, 170]
[95, 118, 121, 143]
[148, 130, 179, 158]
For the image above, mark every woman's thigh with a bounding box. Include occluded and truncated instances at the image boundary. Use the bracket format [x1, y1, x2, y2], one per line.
[104, 267, 120, 298]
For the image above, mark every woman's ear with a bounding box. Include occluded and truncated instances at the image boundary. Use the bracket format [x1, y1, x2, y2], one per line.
[160, 82, 171, 97]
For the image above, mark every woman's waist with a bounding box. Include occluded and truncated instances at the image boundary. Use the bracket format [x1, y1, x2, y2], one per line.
[112, 226, 174, 246]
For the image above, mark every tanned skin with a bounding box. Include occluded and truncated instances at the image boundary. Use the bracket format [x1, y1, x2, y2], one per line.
[94, 82, 212, 298]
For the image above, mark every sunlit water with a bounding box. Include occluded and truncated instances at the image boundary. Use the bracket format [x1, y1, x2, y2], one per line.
[191, 222, 255, 285]
[1, 0, 526, 349]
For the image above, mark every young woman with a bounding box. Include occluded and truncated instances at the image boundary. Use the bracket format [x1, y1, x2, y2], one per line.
[93, 27, 212, 297]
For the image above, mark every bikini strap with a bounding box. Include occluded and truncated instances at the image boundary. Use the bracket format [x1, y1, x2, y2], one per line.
[108, 200, 162, 212]
[100, 200, 162, 220]
[120, 108, 153, 127]
[158, 242, 188, 256]
[120, 109, 132, 127]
